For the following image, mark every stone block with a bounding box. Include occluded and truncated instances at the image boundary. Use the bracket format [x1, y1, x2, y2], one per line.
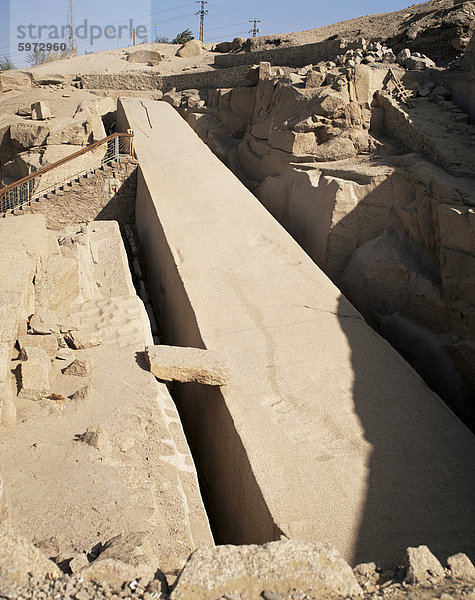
[145, 345, 230, 385]
[405, 545, 445, 584]
[62, 357, 92, 377]
[18, 334, 58, 360]
[306, 70, 325, 88]
[31, 101, 52, 120]
[176, 39, 202, 58]
[406, 56, 436, 70]
[268, 128, 317, 155]
[313, 136, 357, 161]
[18, 346, 51, 401]
[79, 532, 160, 588]
[0, 530, 60, 586]
[127, 49, 161, 65]
[259, 61, 272, 80]
[29, 308, 61, 335]
[170, 540, 362, 599]
[447, 553, 475, 579]
[10, 122, 49, 149]
[69, 553, 89, 573]
[0, 71, 31, 93]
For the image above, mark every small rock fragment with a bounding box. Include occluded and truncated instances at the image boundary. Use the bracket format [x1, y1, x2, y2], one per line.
[261, 591, 284, 600]
[447, 553, 475, 579]
[77, 426, 112, 456]
[69, 553, 89, 573]
[79, 532, 160, 588]
[405, 545, 445, 584]
[62, 358, 92, 377]
[64, 330, 102, 349]
[70, 384, 92, 401]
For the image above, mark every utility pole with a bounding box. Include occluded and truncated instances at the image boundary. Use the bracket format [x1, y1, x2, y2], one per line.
[196, 1, 209, 43]
[249, 18, 261, 37]
[66, 0, 77, 55]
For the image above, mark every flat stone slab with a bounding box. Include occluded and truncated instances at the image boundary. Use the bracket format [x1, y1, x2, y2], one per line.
[145, 345, 229, 385]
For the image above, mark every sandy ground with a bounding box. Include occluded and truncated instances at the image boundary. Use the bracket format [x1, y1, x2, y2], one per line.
[25, 43, 217, 79]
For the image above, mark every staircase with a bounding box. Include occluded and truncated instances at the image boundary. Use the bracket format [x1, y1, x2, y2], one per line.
[0, 132, 134, 216]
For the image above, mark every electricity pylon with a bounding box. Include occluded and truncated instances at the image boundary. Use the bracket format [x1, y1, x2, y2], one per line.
[66, 0, 77, 55]
[249, 18, 261, 37]
[196, 1, 209, 43]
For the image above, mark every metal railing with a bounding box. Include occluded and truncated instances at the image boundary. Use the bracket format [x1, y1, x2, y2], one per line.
[0, 131, 134, 215]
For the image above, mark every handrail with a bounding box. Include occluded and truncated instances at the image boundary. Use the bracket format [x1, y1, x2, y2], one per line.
[0, 131, 134, 215]
[0, 132, 133, 196]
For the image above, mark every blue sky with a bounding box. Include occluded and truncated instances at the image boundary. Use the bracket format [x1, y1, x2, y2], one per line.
[1, 0, 420, 67]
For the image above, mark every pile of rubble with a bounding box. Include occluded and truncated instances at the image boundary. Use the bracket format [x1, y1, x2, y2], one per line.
[0, 534, 474, 600]
[335, 40, 437, 71]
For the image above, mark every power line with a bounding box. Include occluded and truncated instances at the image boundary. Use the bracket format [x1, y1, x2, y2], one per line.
[206, 21, 249, 33]
[0, 2, 197, 55]
[5, 11, 198, 62]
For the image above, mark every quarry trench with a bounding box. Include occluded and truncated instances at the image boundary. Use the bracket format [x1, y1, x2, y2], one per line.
[1, 27, 475, 591]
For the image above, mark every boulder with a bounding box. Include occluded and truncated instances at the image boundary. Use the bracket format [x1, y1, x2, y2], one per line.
[397, 49, 411, 66]
[10, 122, 49, 149]
[313, 136, 357, 161]
[315, 90, 346, 118]
[176, 39, 202, 58]
[145, 344, 230, 385]
[306, 70, 326, 88]
[0, 71, 31, 93]
[214, 41, 232, 53]
[69, 553, 89, 573]
[418, 82, 435, 97]
[0, 530, 60, 586]
[127, 49, 162, 65]
[29, 307, 61, 335]
[46, 119, 89, 145]
[268, 128, 317, 155]
[447, 553, 475, 579]
[79, 532, 160, 588]
[31, 101, 52, 120]
[405, 545, 445, 584]
[74, 97, 115, 117]
[406, 56, 436, 70]
[170, 540, 362, 599]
